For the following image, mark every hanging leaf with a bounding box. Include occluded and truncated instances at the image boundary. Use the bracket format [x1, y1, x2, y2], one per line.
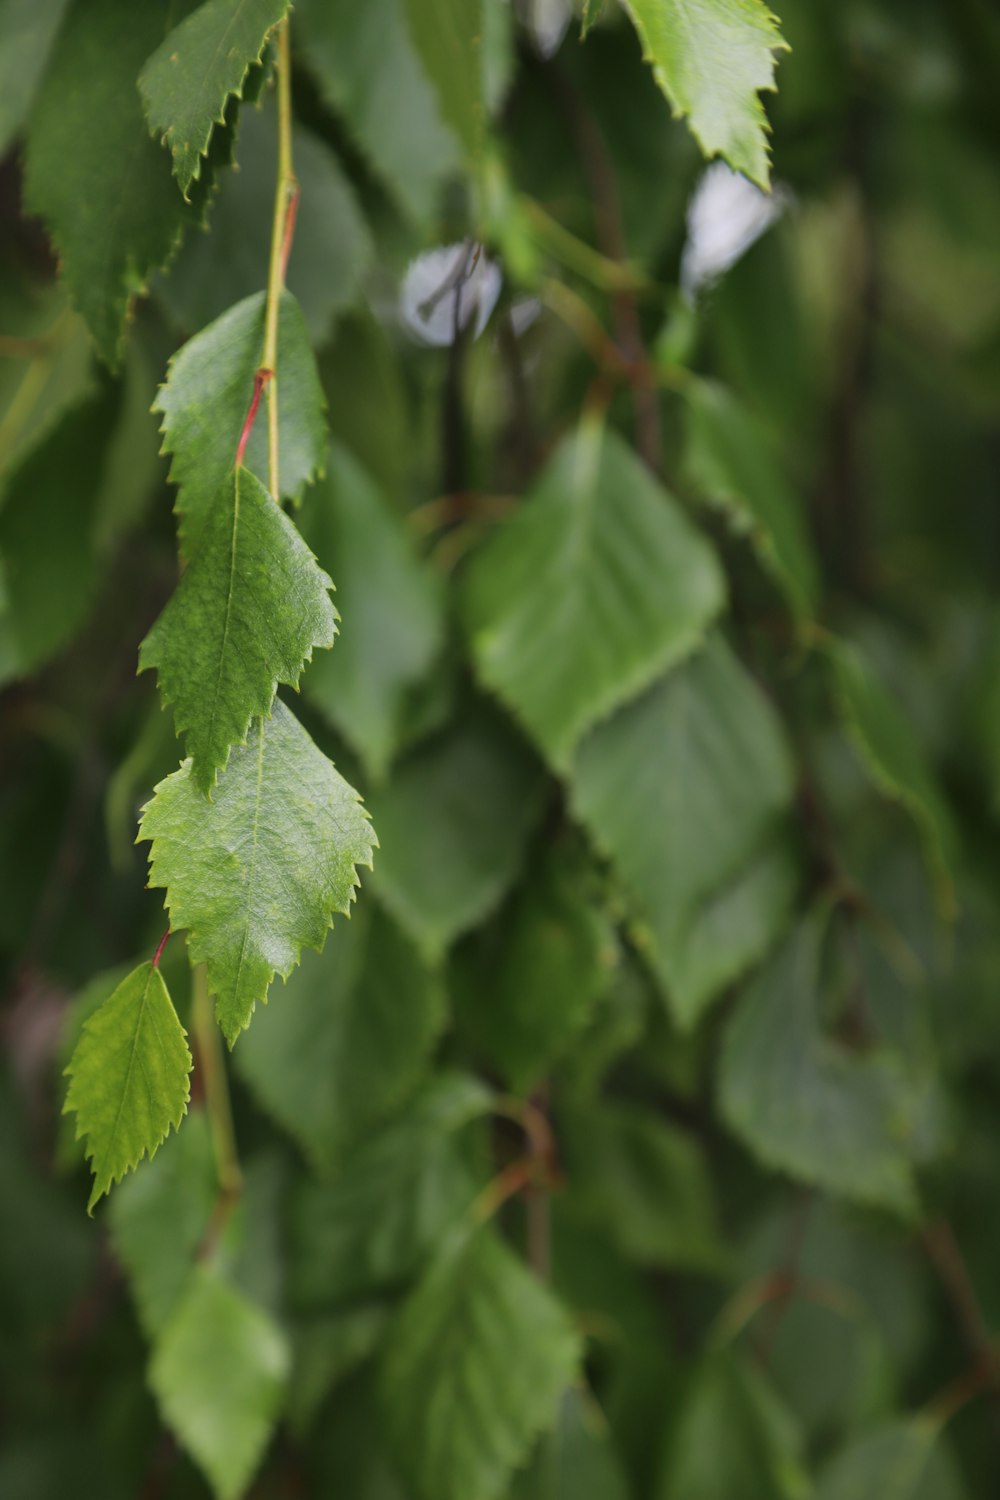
[63, 960, 192, 1210]
[149, 1264, 290, 1500]
[464, 421, 725, 770]
[827, 638, 958, 919]
[290, 1074, 491, 1309]
[510, 1388, 630, 1500]
[559, 1100, 726, 1272]
[664, 825, 801, 1031]
[139, 698, 375, 1044]
[234, 901, 445, 1167]
[815, 1418, 967, 1500]
[140, 465, 337, 791]
[570, 635, 795, 1021]
[659, 1353, 810, 1500]
[301, 445, 444, 781]
[617, 0, 787, 189]
[453, 844, 617, 1096]
[23, 0, 194, 365]
[401, 0, 484, 160]
[684, 378, 819, 621]
[294, 0, 460, 223]
[719, 910, 919, 1215]
[381, 1225, 581, 1500]
[154, 289, 326, 556]
[367, 711, 545, 960]
[139, 0, 290, 198]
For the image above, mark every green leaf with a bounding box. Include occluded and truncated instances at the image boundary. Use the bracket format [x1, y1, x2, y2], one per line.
[617, 0, 787, 189]
[149, 1264, 290, 1500]
[301, 445, 444, 781]
[401, 0, 483, 159]
[161, 103, 373, 345]
[291, 1074, 491, 1309]
[287, 1305, 392, 1433]
[509, 1388, 630, 1500]
[139, 0, 290, 198]
[295, 0, 460, 223]
[368, 710, 544, 960]
[827, 639, 958, 919]
[139, 698, 375, 1044]
[719, 911, 918, 1215]
[454, 845, 617, 1095]
[381, 1225, 581, 1500]
[234, 901, 445, 1167]
[107, 1109, 217, 1336]
[464, 420, 725, 769]
[570, 635, 795, 1020]
[22, 0, 193, 365]
[63, 960, 192, 1211]
[559, 1100, 725, 1272]
[0, 390, 119, 680]
[815, 1419, 967, 1500]
[155, 288, 326, 557]
[0, 0, 70, 155]
[684, 378, 819, 621]
[140, 465, 337, 790]
[663, 825, 801, 1031]
[659, 1353, 810, 1500]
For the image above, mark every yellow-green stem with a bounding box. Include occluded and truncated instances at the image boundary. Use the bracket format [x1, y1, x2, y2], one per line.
[261, 18, 296, 500]
[192, 964, 242, 1199]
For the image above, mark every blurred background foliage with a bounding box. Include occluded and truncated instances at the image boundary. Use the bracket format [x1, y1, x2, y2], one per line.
[3, 0, 1000, 1495]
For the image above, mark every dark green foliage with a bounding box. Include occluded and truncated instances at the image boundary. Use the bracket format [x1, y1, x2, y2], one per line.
[3, 1, 1000, 1497]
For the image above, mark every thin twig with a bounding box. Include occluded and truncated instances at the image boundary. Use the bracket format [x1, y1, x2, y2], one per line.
[261, 19, 298, 501]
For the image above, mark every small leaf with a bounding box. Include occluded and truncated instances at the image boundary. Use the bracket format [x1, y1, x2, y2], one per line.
[139, 0, 290, 198]
[684, 378, 819, 621]
[140, 466, 337, 790]
[559, 1100, 725, 1272]
[815, 1418, 967, 1500]
[291, 1074, 491, 1309]
[401, 0, 484, 160]
[63, 961, 192, 1210]
[139, 698, 375, 1043]
[660, 1353, 810, 1500]
[510, 1388, 630, 1500]
[661, 824, 801, 1031]
[367, 710, 544, 960]
[155, 289, 326, 557]
[301, 445, 444, 781]
[618, 0, 787, 189]
[149, 1264, 290, 1500]
[234, 901, 445, 1167]
[570, 635, 795, 1020]
[719, 911, 918, 1215]
[23, 0, 194, 365]
[295, 0, 460, 223]
[464, 420, 725, 769]
[454, 844, 616, 1095]
[107, 1110, 217, 1336]
[828, 638, 958, 919]
[381, 1225, 581, 1500]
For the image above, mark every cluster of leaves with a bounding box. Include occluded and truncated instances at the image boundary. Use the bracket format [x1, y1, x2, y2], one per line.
[3, 0, 1000, 1497]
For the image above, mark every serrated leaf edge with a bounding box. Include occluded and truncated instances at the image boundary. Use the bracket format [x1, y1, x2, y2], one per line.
[138, 0, 292, 200]
[63, 963, 193, 1212]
